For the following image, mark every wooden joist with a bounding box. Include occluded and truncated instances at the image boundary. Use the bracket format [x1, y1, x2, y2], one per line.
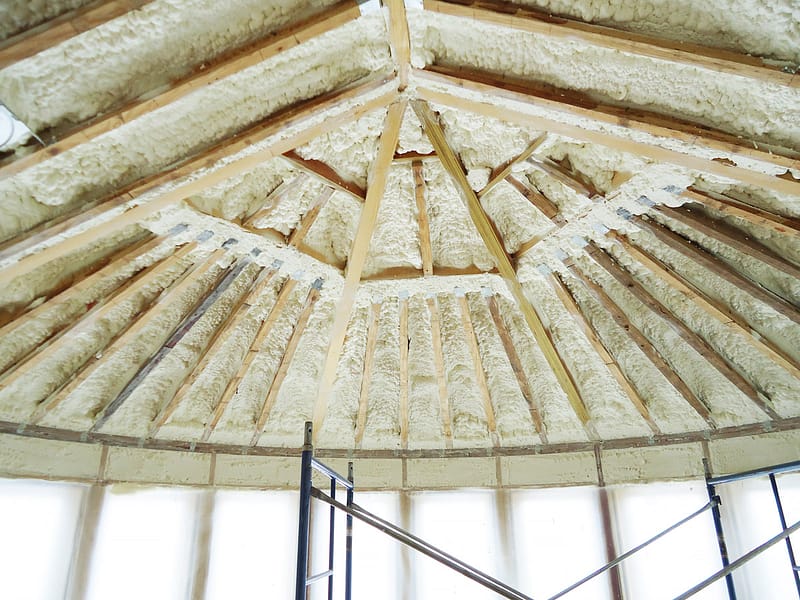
[485, 294, 547, 442]
[423, 0, 798, 88]
[360, 265, 498, 281]
[412, 99, 593, 431]
[242, 174, 308, 229]
[399, 297, 409, 448]
[506, 175, 560, 221]
[386, 0, 411, 89]
[426, 296, 453, 448]
[412, 160, 434, 276]
[0, 0, 361, 178]
[251, 283, 321, 445]
[288, 187, 335, 248]
[282, 151, 366, 202]
[0, 76, 397, 284]
[478, 134, 548, 198]
[312, 101, 406, 436]
[547, 270, 661, 435]
[355, 302, 382, 449]
[393, 151, 437, 162]
[414, 69, 800, 196]
[587, 241, 780, 421]
[0, 0, 153, 69]
[565, 260, 716, 428]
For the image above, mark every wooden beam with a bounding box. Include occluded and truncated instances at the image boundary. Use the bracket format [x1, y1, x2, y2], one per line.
[0, 77, 397, 284]
[682, 188, 800, 238]
[288, 187, 335, 248]
[426, 296, 453, 448]
[355, 302, 382, 449]
[312, 101, 406, 436]
[547, 270, 661, 434]
[251, 282, 322, 445]
[485, 294, 547, 442]
[633, 214, 800, 326]
[587, 242, 780, 421]
[478, 133, 547, 197]
[565, 260, 716, 428]
[412, 99, 592, 429]
[393, 151, 437, 162]
[414, 69, 800, 196]
[413, 160, 434, 276]
[0, 0, 153, 69]
[609, 231, 800, 378]
[506, 175, 560, 221]
[242, 173, 308, 229]
[294, 242, 345, 271]
[399, 297, 409, 449]
[423, 0, 798, 88]
[0, 0, 361, 178]
[203, 278, 298, 441]
[386, 0, 411, 90]
[526, 157, 597, 198]
[282, 151, 366, 202]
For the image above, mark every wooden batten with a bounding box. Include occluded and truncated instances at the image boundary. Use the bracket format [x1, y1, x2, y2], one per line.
[426, 296, 453, 448]
[412, 160, 434, 276]
[282, 151, 366, 202]
[289, 187, 336, 248]
[683, 188, 800, 236]
[0, 77, 397, 284]
[0, 0, 362, 179]
[251, 284, 321, 445]
[587, 242, 780, 421]
[386, 0, 411, 89]
[399, 297, 410, 448]
[312, 101, 406, 436]
[354, 302, 382, 449]
[565, 259, 716, 428]
[412, 99, 592, 431]
[393, 151, 437, 162]
[478, 132, 548, 198]
[414, 70, 800, 197]
[485, 295, 547, 442]
[423, 0, 797, 88]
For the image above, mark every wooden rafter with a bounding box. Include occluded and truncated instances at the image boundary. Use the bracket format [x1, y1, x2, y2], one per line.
[386, 0, 411, 90]
[426, 296, 453, 448]
[478, 133, 547, 198]
[424, 0, 798, 88]
[0, 77, 397, 283]
[412, 160, 434, 276]
[288, 187, 335, 248]
[587, 241, 780, 421]
[394, 151, 437, 162]
[242, 174, 308, 229]
[360, 265, 499, 281]
[282, 151, 366, 202]
[564, 260, 716, 428]
[414, 69, 800, 196]
[526, 157, 597, 198]
[412, 98, 593, 430]
[485, 294, 547, 443]
[251, 282, 322, 445]
[0, 0, 361, 178]
[399, 297, 409, 448]
[506, 175, 560, 221]
[0, 1, 153, 69]
[312, 101, 406, 436]
[355, 302, 382, 448]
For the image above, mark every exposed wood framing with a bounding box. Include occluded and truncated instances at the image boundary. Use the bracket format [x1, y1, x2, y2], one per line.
[355, 302, 382, 448]
[251, 283, 322, 445]
[412, 99, 592, 430]
[282, 151, 366, 202]
[547, 270, 660, 434]
[609, 231, 800, 377]
[527, 157, 597, 198]
[288, 187, 336, 248]
[312, 101, 406, 436]
[295, 242, 345, 271]
[478, 133, 547, 198]
[412, 160, 434, 276]
[587, 242, 780, 421]
[485, 294, 547, 442]
[423, 0, 798, 88]
[414, 69, 800, 196]
[399, 297, 409, 448]
[565, 259, 716, 428]
[633, 214, 800, 326]
[0, 0, 361, 177]
[386, 0, 411, 89]
[360, 265, 498, 281]
[457, 294, 499, 445]
[426, 296, 453, 448]
[394, 151, 437, 162]
[684, 188, 800, 236]
[242, 174, 309, 229]
[0, 76, 397, 283]
[0, 0, 153, 69]
[506, 175, 561, 221]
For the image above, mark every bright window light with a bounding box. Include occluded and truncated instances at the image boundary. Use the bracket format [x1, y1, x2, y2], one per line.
[0, 478, 84, 600]
[510, 486, 611, 600]
[205, 489, 298, 599]
[611, 481, 727, 600]
[84, 485, 198, 600]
